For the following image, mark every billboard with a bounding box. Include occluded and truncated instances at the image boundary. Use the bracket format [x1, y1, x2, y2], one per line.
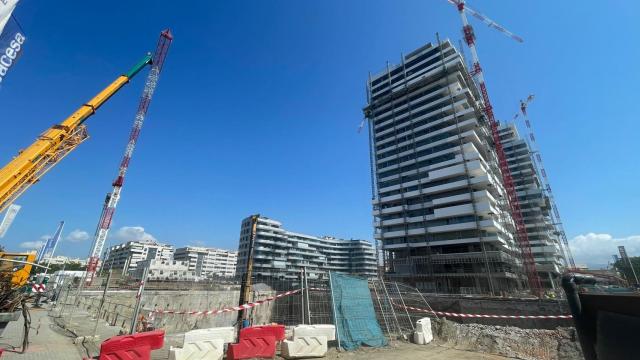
[0, 0, 25, 85]
[0, 203, 20, 237]
[0, 0, 20, 34]
[40, 221, 65, 263]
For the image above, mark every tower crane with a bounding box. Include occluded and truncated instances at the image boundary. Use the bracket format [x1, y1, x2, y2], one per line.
[446, 0, 543, 295]
[515, 96, 576, 269]
[0, 48, 155, 213]
[84, 30, 172, 285]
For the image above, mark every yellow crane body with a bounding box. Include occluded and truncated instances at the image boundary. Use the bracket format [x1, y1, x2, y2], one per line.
[0, 252, 37, 287]
[0, 54, 152, 213]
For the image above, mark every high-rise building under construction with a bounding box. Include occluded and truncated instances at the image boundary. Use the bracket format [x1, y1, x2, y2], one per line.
[363, 40, 527, 295]
[498, 123, 567, 289]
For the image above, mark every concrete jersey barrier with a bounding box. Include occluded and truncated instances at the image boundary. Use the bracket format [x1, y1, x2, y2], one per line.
[292, 324, 336, 341]
[169, 338, 224, 360]
[282, 336, 328, 359]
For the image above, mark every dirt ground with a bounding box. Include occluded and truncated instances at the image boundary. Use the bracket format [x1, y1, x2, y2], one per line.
[321, 341, 514, 360]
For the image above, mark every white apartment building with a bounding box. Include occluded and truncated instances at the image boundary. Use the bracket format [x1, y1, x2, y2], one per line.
[132, 259, 197, 281]
[499, 123, 567, 289]
[364, 40, 526, 295]
[174, 246, 238, 278]
[103, 241, 174, 275]
[236, 216, 377, 280]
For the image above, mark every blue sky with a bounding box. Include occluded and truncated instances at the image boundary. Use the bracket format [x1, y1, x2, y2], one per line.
[0, 1, 638, 268]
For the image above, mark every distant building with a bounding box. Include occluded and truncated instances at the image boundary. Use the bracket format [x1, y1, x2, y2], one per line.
[132, 259, 197, 281]
[103, 241, 174, 275]
[41, 255, 87, 266]
[498, 123, 567, 289]
[174, 246, 238, 278]
[236, 215, 377, 280]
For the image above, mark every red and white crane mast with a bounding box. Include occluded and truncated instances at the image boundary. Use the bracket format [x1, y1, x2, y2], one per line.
[448, 0, 543, 295]
[85, 30, 173, 284]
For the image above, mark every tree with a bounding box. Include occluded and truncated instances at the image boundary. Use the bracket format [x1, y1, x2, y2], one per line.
[45, 263, 86, 273]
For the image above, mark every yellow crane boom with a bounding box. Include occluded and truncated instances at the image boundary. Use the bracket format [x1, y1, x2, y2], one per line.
[0, 54, 152, 213]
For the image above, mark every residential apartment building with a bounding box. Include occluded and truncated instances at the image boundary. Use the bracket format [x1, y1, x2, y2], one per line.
[498, 123, 567, 289]
[363, 40, 526, 295]
[236, 215, 377, 280]
[103, 241, 174, 275]
[174, 246, 238, 278]
[132, 259, 198, 281]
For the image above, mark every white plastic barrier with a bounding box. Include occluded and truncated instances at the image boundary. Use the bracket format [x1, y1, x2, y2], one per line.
[183, 326, 236, 344]
[413, 317, 433, 345]
[282, 336, 328, 359]
[292, 324, 336, 341]
[169, 338, 224, 360]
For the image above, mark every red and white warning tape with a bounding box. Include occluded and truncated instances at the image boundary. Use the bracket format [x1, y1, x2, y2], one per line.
[152, 289, 302, 316]
[394, 301, 573, 319]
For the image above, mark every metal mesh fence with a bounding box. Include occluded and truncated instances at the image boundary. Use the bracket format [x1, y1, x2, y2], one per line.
[50, 271, 439, 349]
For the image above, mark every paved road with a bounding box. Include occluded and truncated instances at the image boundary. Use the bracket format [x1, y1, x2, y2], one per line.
[0, 306, 85, 359]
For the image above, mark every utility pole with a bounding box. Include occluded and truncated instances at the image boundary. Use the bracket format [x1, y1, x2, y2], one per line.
[237, 214, 259, 329]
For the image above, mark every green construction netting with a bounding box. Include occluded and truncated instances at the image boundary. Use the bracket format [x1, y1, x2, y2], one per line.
[330, 272, 388, 350]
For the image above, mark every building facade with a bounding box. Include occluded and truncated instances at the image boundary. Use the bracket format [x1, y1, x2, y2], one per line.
[498, 123, 566, 289]
[103, 241, 174, 275]
[364, 40, 527, 295]
[236, 215, 377, 280]
[174, 246, 238, 278]
[132, 259, 197, 281]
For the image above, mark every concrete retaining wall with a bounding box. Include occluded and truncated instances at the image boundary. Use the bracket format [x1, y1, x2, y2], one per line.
[424, 295, 572, 329]
[433, 318, 583, 360]
[77, 289, 274, 334]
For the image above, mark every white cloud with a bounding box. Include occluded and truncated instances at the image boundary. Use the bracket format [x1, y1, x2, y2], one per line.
[66, 229, 90, 243]
[19, 235, 50, 249]
[111, 226, 157, 243]
[569, 233, 640, 268]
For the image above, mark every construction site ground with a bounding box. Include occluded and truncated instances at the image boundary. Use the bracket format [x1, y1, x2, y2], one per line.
[0, 304, 516, 359]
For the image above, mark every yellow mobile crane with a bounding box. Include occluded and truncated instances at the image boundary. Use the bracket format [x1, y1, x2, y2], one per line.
[0, 54, 153, 213]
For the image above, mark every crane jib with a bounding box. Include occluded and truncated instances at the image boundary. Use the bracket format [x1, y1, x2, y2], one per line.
[0, 52, 154, 214]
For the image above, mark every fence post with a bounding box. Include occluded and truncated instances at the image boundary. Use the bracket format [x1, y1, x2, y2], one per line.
[130, 265, 149, 334]
[304, 267, 311, 324]
[300, 268, 305, 325]
[328, 271, 341, 351]
[93, 269, 112, 337]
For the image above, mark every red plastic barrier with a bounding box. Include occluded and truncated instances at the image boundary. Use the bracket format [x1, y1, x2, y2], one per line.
[239, 324, 285, 341]
[99, 330, 165, 360]
[227, 336, 276, 360]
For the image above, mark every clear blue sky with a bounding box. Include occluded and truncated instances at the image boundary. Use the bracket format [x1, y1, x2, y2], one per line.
[1, 1, 638, 267]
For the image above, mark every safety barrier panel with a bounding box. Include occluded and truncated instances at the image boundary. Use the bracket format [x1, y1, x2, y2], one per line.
[413, 318, 433, 345]
[183, 327, 236, 344]
[282, 336, 328, 359]
[169, 338, 224, 360]
[227, 336, 276, 360]
[99, 330, 164, 360]
[239, 324, 285, 341]
[292, 324, 335, 341]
